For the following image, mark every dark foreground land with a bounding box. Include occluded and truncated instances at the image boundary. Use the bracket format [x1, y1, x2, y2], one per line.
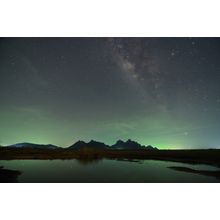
[169, 166, 220, 180]
[0, 166, 21, 182]
[1, 147, 220, 167]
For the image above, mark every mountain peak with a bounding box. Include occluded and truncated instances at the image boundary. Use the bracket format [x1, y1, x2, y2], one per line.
[69, 140, 108, 150]
[115, 140, 125, 144]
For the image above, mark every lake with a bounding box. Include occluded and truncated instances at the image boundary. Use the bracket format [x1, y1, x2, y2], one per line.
[0, 159, 219, 183]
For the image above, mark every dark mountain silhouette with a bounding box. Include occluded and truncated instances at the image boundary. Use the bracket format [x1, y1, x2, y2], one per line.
[111, 139, 158, 150]
[145, 145, 158, 150]
[4, 140, 157, 150]
[69, 140, 108, 150]
[68, 139, 158, 150]
[87, 140, 109, 149]
[69, 141, 87, 149]
[111, 139, 144, 150]
[6, 142, 59, 149]
[111, 140, 125, 149]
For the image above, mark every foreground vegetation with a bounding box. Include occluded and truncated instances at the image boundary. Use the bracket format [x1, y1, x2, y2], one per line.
[1, 147, 220, 167]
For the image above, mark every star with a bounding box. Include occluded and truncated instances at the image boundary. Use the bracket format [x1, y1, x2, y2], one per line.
[132, 74, 138, 78]
[171, 51, 175, 56]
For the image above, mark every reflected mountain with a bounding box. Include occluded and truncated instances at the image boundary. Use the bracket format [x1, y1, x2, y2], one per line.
[76, 158, 103, 165]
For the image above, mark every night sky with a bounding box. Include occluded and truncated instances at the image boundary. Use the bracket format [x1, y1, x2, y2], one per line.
[1, 37, 220, 149]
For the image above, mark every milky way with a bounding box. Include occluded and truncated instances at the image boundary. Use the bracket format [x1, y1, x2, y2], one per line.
[1, 37, 220, 148]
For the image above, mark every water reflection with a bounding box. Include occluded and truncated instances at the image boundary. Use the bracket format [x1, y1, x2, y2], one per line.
[115, 158, 143, 164]
[76, 158, 103, 165]
[0, 159, 219, 183]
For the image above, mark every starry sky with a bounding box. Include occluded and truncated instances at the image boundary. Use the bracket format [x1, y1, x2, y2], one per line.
[1, 37, 220, 149]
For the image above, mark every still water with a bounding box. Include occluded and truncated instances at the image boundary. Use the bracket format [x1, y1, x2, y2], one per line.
[0, 159, 219, 183]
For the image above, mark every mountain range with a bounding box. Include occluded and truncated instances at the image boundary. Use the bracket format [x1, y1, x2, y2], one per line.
[112, 139, 157, 150]
[69, 139, 158, 150]
[6, 142, 59, 149]
[69, 140, 108, 150]
[5, 140, 158, 150]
